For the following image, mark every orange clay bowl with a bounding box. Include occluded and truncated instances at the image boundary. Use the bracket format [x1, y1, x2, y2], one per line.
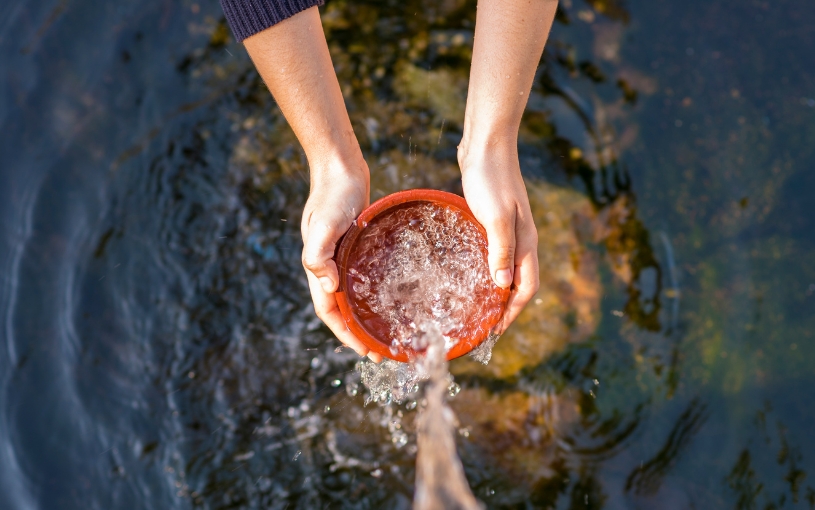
[334, 189, 510, 362]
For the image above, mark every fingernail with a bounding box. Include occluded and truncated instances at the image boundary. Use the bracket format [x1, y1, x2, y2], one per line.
[319, 276, 334, 292]
[495, 269, 513, 288]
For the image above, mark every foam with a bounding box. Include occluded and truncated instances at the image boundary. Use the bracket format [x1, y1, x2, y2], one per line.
[347, 202, 503, 354]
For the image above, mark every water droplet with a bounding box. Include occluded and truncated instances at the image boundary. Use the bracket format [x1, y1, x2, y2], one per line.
[187, 371, 195, 379]
[447, 382, 461, 397]
[292, 451, 301, 461]
[331, 379, 342, 387]
[458, 427, 470, 438]
[406, 401, 417, 410]
[392, 433, 408, 448]
[310, 357, 321, 369]
[370, 468, 383, 478]
[334, 346, 344, 353]
[323, 406, 330, 413]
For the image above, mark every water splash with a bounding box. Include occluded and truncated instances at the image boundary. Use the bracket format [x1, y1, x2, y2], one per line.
[468, 331, 501, 365]
[355, 323, 482, 509]
[347, 202, 504, 354]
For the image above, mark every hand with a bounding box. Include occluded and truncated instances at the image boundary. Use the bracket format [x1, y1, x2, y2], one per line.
[455, 0, 555, 332]
[300, 158, 384, 362]
[458, 140, 540, 333]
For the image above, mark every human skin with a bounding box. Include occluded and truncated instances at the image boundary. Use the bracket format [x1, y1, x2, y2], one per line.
[243, 0, 557, 360]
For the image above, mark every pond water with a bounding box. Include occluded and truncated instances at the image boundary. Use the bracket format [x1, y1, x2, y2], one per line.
[1, 0, 814, 508]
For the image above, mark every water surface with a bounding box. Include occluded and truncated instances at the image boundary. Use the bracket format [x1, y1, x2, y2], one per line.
[1, 0, 814, 508]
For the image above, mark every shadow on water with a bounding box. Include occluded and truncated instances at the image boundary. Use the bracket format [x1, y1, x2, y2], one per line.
[1, 0, 815, 508]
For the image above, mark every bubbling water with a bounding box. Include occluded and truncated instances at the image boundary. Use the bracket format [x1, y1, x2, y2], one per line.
[346, 202, 503, 355]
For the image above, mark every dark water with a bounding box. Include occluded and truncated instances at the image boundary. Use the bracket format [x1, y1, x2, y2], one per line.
[2, 0, 814, 508]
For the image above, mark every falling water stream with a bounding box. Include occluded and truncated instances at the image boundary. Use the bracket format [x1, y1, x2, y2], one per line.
[411, 327, 481, 510]
[356, 324, 488, 510]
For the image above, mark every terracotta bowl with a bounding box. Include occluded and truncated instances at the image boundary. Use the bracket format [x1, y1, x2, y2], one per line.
[334, 189, 510, 362]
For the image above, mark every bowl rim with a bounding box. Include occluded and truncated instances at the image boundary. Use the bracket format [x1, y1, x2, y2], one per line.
[333, 188, 510, 362]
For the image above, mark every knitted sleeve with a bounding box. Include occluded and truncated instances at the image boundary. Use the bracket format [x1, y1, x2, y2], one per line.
[219, 0, 326, 43]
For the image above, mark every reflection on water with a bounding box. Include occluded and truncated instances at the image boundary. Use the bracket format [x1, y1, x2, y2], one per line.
[1, 0, 814, 508]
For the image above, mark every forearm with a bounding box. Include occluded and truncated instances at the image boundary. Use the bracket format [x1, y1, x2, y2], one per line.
[243, 7, 365, 183]
[461, 0, 557, 155]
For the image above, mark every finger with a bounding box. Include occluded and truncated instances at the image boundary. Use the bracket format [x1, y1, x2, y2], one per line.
[497, 225, 539, 333]
[482, 213, 517, 289]
[302, 219, 345, 293]
[306, 271, 374, 358]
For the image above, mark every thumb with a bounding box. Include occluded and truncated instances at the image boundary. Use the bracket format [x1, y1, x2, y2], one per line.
[302, 219, 344, 293]
[483, 216, 516, 289]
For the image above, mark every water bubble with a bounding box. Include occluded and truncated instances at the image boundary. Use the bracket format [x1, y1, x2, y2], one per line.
[447, 382, 461, 397]
[310, 357, 321, 369]
[370, 468, 383, 478]
[392, 432, 409, 448]
[323, 406, 331, 413]
[292, 451, 301, 461]
[345, 203, 500, 355]
[458, 427, 470, 438]
[406, 401, 417, 410]
[331, 379, 342, 387]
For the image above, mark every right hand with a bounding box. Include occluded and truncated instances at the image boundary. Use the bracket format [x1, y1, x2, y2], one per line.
[300, 157, 384, 362]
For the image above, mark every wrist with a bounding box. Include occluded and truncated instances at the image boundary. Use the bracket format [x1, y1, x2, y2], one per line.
[309, 149, 369, 189]
[457, 129, 519, 173]
[306, 138, 369, 183]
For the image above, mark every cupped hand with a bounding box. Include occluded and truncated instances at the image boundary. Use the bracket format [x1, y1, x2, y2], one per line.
[458, 141, 540, 333]
[300, 158, 383, 362]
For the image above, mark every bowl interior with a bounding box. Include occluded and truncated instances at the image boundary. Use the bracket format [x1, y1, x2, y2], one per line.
[334, 190, 510, 362]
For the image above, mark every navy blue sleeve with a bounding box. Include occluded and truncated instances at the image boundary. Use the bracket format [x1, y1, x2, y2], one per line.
[220, 0, 326, 43]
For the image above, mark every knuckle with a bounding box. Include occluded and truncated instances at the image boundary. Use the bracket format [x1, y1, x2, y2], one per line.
[492, 244, 515, 262]
[301, 252, 323, 272]
[528, 228, 539, 244]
